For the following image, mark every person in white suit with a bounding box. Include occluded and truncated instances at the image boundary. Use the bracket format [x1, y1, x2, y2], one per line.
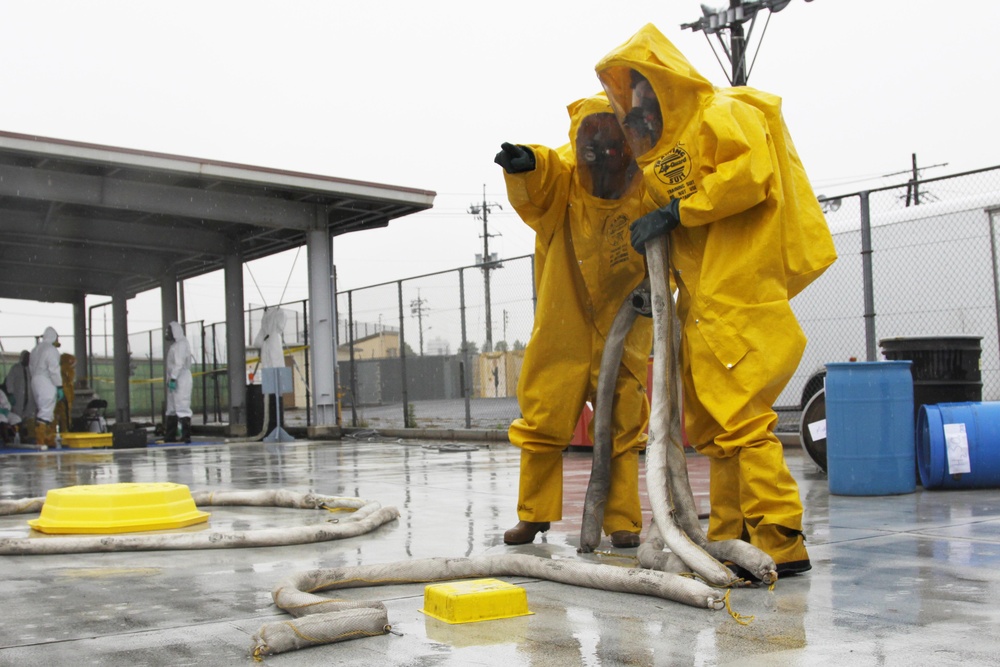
[164, 321, 194, 443]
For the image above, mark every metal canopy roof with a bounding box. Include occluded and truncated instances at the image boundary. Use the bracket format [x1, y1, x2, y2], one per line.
[0, 130, 436, 303]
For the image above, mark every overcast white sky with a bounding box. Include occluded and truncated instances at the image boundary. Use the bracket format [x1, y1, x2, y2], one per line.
[2, 0, 999, 348]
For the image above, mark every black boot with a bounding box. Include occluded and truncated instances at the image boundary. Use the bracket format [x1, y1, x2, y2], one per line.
[164, 415, 178, 443]
[180, 417, 191, 444]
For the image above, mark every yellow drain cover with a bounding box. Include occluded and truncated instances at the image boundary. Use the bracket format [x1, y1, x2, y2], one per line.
[421, 578, 532, 624]
[62, 432, 113, 449]
[28, 482, 210, 534]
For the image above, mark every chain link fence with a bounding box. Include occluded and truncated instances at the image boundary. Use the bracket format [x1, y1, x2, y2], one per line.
[84, 301, 310, 428]
[53, 165, 1000, 436]
[779, 165, 1000, 431]
[337, 255, 535, 431]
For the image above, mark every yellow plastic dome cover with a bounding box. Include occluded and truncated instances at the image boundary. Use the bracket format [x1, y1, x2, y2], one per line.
[421, 579, 532, 624]
[28, 482, 210, 534]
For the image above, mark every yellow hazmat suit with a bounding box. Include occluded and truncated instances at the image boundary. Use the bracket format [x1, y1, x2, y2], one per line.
[504, 94, 654, 537]
[53, 353, 76, 434]
[596, 25, 836, 568]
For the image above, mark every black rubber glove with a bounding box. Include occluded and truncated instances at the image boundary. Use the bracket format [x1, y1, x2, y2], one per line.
[494, 142, 536, 174]
[629, 199, 681, 253]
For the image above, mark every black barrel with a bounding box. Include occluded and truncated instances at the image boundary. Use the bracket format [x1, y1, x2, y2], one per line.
[246, 383, 281, 436]
[879, 336, 983, 419]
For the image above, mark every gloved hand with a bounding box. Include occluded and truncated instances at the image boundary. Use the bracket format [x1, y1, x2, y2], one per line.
[629, 199, 681, 253]
[494, 142, 536, 174]
[56, 387, 65, 402]
[169, 379, 177, 391]
[0, 407, 8, 417]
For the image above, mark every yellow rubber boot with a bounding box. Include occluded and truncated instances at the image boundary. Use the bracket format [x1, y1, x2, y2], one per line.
[22, 417, 36, 443]
[752, 523, 810, 575]
[34, 421, 49, 448]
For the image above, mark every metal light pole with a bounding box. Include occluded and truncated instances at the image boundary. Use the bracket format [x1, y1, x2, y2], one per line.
[682, 0, 814, 86]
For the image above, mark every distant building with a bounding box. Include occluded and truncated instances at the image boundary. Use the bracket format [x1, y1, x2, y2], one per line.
[426, 337, 451, 356]
[337, 331, 401, 360]
[477, 350, 525, 398]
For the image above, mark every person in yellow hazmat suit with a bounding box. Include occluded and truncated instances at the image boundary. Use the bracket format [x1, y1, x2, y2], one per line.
[495, 93, 654, 548]
[596, 24, 837, 575]
[53, 353, 76, 435]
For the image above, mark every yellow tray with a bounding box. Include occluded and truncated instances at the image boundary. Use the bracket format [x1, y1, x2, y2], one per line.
[28, 482, 210, 534]
[421, 579, 532, 624]
[62, 432, 113, 449]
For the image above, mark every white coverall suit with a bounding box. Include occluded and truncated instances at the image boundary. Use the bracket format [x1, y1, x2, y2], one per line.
[165, 322, 194, 419]
[4, 352, 36, 424]
[253, 308, 289, 433]
[254, 308, 288, 371]
[29, 327, 62, 425]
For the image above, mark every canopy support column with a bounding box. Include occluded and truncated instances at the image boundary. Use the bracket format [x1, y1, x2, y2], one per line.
[307, 209, 340, 439]
[225, 248, 248, 436]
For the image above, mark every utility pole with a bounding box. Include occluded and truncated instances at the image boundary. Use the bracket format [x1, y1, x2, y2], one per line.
[468, 185, 503, 352]
[882, 154, 948, 207]
[682, 0, 814, 86]
[908, 153, 922, 207]
[410, 289, 429, 356]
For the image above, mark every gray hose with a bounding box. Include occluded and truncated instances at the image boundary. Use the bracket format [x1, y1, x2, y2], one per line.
[0, 490, 398, 555]
[252, 606, 389, 658]
[579, 282, 643, 553]
[645, 236, 777, 584]
[271, 554, 723, 610]
[255, 553, 724, 656]
[636, 522, 689, 573]
[643, 236, 738, 586]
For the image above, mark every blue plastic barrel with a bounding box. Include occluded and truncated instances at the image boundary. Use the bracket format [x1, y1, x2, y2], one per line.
[825, 361, 915, 495]
[917, 402, 1000, 490]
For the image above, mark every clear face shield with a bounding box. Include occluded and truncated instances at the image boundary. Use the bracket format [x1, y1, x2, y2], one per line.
[598, 67, 663, 159]
[575, 112, 637, 200]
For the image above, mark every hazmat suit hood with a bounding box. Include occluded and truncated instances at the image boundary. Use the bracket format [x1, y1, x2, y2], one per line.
[567, 93, 640, 201]
[254, 308, 289, 369]
[41, 327, 58, 346]
[596, 23, 836, 298]
[168, 321, 186, 342]
[596, 24, 713, 163]
[260, 308, 287, 339]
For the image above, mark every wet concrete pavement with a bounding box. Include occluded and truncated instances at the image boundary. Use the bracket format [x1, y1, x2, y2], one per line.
[2, 435, 1000, 666]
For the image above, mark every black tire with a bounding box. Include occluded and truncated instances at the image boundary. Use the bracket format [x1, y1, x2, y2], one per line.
[799, 388, 827, 473]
